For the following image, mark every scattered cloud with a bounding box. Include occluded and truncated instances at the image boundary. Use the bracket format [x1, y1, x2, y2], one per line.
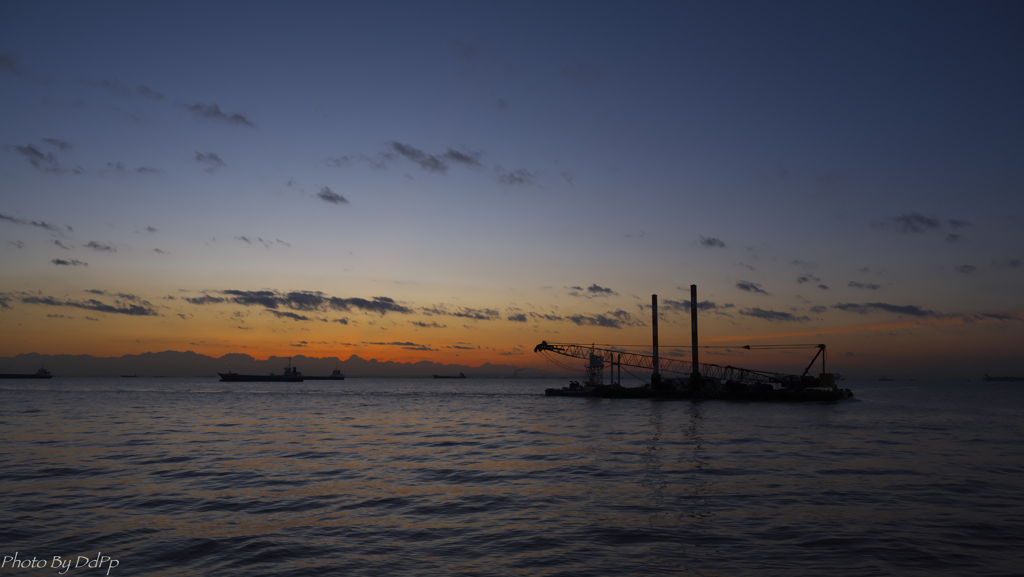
[507, 313, 527, 322]
[136, 166, 164, 174]
[183, 102, 255, 127]
[8, 143, 81, 174]
[85, 241, 115, 252]
[587, 284, 616, 296]
[195, 152, 226, 172]
[42, 138, 72, 151]
[832, 302, 940, 317]
[21, 295, 157, 316]
[412, 321, 446, 328]
[797, 275, 821, 284]
[364, 341, 437, 351]
[318, 186, 349, 204]
[54, 240, 70, 250]
[818, 284, 829, 290]
[440, 148, 482, 166]
[146, 226, 158, 233]
[529, 312, 563, 322]
[736, 280, 768, 294]
[323, 156, 351, 167]
[739, 307, 810, 322]
[946, 233, 962, 242]
[423, 305, 500, 320]
[268, 310, 311, 321]
[994, 258, 1021, 269]
[495, 165, 537, 186]
[1, 213, 62, 231]
[51, 258, 87, 266]
[8, 241, 24, 249]
[567, 309, 639, 328]
[390, 142, 448, 173]
[848, 281, 880, 290]
[891, 212, 942, 233]
[954, 264, 976, 274]
[792, 260, 817, 270]
[948, 219, 971, 229]
[699, 236, 726, 248]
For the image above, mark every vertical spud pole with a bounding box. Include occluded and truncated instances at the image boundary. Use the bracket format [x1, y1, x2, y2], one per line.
[691, 284, 701, 384]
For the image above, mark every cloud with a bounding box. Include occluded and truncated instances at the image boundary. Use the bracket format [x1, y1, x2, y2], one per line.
[80, 77, 133, 97]
[184, 295, 226, 305]
[954, 265, 976, 274]
[739, 308, 810, 322]
[85, 241, 115, 252]
[736, 280, 768, 294]
[792, 260, 818, 270]
[136, 166, 164, 174]
[818, 284, 830, 290]
[832, 302, 939, 317]
[659, 299, 719, 312]
[946, 233, 962, 242]
[8, 241, 24, 249]
[567, 309, 638, 328]
[441, 148, 482, 166]
[364, 341, 437, 351]
[183, 103, 255, 127]
[587, 284, 617, 296]
[51, 258, 88, 266]
[146, 226, 158, 233]
[268, 310, 311, 321]
[9, 143, 80, 174]
[699, 236, 726, 248]
[529, 312, 564, 321]
[0, 213, 60, 231]
[948, 219, 971, 228]
[412, 321, 446, 328]
[848, 281, 880, 290]
[21, 295, 157, 316]
[390, 142, 448, 174]
[809, 305, 827, 313]
[195, 152, 226, 172]
[889, 212, 942, 233]
[42, 138, 72, 151]
[136, 85, 164, 100]
[495, 166, 537, 185]
[507, 313, 527, 322]
[994, 258, 1021, 269]
[797, 275, 821, 284]
[54, 240, 70, 250]
[318, 187, 349, 204]
[323, 156, 351, 167]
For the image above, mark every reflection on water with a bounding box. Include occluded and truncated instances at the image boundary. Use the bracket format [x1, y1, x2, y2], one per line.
[1, 378, 1022, 576]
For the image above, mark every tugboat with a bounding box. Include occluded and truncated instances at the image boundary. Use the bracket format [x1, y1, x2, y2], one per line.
[0, 368, 53, 379]
[305, 368, 345, 381]
[219, 359, 303, 382]
[433, 372, 466, 379]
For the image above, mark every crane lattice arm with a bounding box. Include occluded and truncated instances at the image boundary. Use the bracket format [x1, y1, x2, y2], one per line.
[533, 341, 812, 384]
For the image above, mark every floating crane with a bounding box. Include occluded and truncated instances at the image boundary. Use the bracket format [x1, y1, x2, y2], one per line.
[535, 285, 834, 391]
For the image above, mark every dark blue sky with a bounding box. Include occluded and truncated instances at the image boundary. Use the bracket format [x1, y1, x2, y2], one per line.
[1, 1, 1022, 377]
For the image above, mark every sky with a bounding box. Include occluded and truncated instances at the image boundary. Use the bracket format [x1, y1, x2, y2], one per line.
[1, 1, 1022, 380]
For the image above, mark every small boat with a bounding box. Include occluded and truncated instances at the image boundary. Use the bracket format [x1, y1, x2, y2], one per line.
[433, 372, 466, 379]
[219, 359, 303, 382]
[0, 368, 53, 379]
[545, 380, 601, 397]
[879, 377, 894, 381]
[122, 374, 138, 378]
[305, 369, 345, 381]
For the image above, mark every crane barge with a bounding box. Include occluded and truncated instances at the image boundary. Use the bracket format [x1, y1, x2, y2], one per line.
[536, 286, 852, 401]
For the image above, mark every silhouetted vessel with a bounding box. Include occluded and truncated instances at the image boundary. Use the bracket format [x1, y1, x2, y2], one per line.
[0, 368, 52, 379]
[984, 374, 1024, 382]
[434, 372, 466, 379]
[219, 360, 302, 382]
[879, 377, 894, 381]
[305, 369, 345, 381]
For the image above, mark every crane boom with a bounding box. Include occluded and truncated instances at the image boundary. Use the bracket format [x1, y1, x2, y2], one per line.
[533, 341, 813, 385]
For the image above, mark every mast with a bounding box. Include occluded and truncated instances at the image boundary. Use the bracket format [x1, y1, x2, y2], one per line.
[690, 284, 701, 384]
[652, 294, 660, 386]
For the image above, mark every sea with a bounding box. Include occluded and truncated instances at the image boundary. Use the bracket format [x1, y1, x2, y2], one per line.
[1, 377, 1021, 576]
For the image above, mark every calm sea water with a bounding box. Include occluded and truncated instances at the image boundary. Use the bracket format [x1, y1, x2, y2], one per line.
[1, 378, 1022, 576]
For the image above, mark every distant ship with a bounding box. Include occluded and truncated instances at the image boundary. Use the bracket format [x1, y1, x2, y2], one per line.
[434, 372, 466, 379]
[305, 369, 345, 381]
[878, 377, 894, 381]
[983, 374, 1024, 382]
[0, 368, 53, 379]
[219, 360, 302, 382]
